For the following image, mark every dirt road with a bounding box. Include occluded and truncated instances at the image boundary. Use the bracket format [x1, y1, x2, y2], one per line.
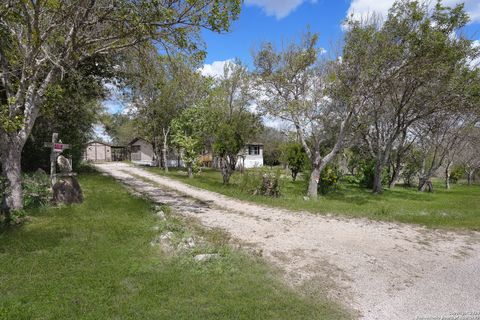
[95, 162, 480, 320]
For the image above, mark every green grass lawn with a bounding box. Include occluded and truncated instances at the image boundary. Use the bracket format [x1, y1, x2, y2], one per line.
[0, 173, 348, 320]
[146, 167, 480, 230]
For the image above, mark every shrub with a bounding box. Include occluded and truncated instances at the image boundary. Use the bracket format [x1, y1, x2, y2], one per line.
[280, 142, 308, 181]
[253, 173, 281, 197]
[238, 168, 282, 197]
[342, 175, 360, 185]
[449, 166, 464, 184]
[22, 170, 51, 209]
[318, 165, 341, 194]
[358, 161, 389, 189]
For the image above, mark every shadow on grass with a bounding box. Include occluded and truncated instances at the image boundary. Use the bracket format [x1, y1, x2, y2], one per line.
[0, 226, 71, 254]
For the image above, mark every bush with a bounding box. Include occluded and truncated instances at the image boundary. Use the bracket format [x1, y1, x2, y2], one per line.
[449, 166, 464, 184]
[237, 168, 282, 197]
[22, 170, 51, 209]
[318, 165, 341, 194]
[342, 174, 360, 185]
[253, 173, 281, 197]
[280, 143, 308, 181]
[358, 161, 389, 189]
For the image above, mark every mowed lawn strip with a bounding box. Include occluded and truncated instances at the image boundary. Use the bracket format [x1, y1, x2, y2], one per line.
[146, 167, 480, 230]
[0, 173, 349, 320]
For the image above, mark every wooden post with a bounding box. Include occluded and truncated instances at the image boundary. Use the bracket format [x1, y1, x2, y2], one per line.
[43, 133, 70, 187]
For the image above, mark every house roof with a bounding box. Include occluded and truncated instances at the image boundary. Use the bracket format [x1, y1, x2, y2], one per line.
[245, 142, 264, 146]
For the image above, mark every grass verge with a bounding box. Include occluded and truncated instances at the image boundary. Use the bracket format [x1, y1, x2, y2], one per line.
[146, 167, 480, 230]
[0, 173, 349, 320]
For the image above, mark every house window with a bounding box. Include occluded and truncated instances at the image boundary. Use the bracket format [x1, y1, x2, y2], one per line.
[131, 145, 140, 153]
[248, 145, 260, 155]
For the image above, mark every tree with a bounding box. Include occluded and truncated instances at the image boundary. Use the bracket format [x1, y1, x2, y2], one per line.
[257, 127, 286, 167]
[346, 0, 475, 193]
[23, 59, 107, 172]
[281, 142, 307, 181]
[211, 62, 261, 184]
[0, 0, 241, 215]
[171, 106, 209, 178]
[122, 48, 209, 171]
[253, 32, 361, 198]
[458, 127, 480, 185]
[413, 112, 471, 192]
[102, 113, 139, 146]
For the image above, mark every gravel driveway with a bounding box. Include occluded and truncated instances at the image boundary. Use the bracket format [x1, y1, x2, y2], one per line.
[95, 162, 480, 320]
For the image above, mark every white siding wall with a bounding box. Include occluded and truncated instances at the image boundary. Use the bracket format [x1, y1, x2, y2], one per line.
[131, 139, 154, 163]
[237, 145, 264, 169]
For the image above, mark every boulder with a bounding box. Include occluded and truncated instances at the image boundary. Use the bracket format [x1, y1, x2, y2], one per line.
[52, 176, 83, 204]
[194, 253, 219, 262]
[57, 155, 72, 173]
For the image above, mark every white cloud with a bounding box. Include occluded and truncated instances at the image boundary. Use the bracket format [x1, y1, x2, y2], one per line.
[469, 40, 480, 69]
[245, 0, 316, 19]
[93, 124, 112, 143]
[346, 0, 480, 24]
[199, 59, 234, 78]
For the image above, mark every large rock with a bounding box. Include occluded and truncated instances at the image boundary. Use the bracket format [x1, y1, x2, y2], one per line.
[52, 176, 83, 204]
[57, 155, 72, 173]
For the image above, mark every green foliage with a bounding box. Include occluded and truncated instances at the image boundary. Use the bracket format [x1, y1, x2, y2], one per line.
[450, 166, 465, 184]
[21, 59, 106, 172]
[171, 106, 209, 176]
[213, 121, 248, 158]
[0, 98, 23, 133]
[402, 149, 423, 187]
[173, 134, 202, 175]
[318, 165, 341, 194]
[21, 171, 51, 209]
[281, 143, 308, 181]
[342, 175, 361, 185]
[237, 168, 283, 197]
[258, 127, 286, 167]
[358, 161, 389, 189]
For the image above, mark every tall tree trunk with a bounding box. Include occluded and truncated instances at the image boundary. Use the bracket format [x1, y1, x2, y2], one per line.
[445, 162, 451, 190]
[307, 165, 320, 198]
[220, 160, 231, 184]
[220, 156, 235, 184]
[162, 128, 170, 173]
[372, 161, 384, 194]
[187, 164, 193, 178]
[154, 140, 162, 168]
[307, 156, 329, 198]
[388, 165, 400, 189]
[418, 176, 434, 192]
[0, 140, 23, 220]
[467, 170, 474, 186]
[388, 154, 403, 189]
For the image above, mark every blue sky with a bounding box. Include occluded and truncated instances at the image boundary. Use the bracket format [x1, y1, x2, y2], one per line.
[201, 0, 348, 67]
[103, 0, 480, 114]
[199, 0, 480, 76]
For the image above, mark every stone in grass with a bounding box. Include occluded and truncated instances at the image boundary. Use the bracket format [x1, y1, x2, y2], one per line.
[160, 231, 174, 241]
[150, 231, 174, 247]
[194, 253, 219, 262]
[178, 237, 196, 250]
[156, 211, 166, 220]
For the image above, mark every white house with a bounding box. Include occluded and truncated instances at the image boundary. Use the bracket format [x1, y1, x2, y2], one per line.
[128, 138, 155, 166]
[237, 143, 264, 169]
